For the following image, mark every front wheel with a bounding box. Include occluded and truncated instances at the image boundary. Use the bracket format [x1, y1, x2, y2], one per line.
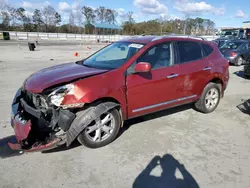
[77, 107, 121, 148]
[195, 83, 221, 113]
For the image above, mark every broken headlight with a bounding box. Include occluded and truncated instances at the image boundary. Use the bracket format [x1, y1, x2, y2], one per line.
[48, 84, 74, 107]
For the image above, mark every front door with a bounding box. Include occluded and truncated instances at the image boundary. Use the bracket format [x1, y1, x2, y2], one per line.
[126, 42, 182, 118]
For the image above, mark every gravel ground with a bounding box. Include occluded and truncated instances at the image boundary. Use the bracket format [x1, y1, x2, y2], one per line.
[0, 41, 250, 188]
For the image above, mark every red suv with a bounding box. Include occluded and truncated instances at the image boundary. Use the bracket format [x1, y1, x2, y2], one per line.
[9, 35, 229, 151]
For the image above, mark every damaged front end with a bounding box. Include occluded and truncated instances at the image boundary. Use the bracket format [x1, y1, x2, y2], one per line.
[9, 84, 83, 152]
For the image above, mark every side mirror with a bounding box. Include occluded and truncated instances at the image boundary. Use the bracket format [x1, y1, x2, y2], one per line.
[135, 62, 151, 73]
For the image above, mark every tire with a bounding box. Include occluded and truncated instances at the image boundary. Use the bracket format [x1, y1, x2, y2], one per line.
[195, 83, 221, 113]
[77, 106, 121, 148]
[236, 56, 243, 66]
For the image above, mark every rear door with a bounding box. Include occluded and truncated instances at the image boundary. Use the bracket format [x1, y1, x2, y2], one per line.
[175, 41, 213, 98]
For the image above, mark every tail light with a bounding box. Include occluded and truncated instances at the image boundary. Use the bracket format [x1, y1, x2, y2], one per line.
[230, 52, 237, 57]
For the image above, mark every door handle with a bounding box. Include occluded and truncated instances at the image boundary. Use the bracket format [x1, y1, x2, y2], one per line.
[203, 67, 211, 71]
[167, 73, 179, 78]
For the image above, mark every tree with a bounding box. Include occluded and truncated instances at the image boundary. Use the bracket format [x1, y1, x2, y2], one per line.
[95, 6, 106, 23]
[69, 12, 75, 26]
[55, 12, 61, 25]
[81, 6, 95, 24]
[42, 5, 57, 32]
[195, 17, 204, 35]
[122, 12, 135, 34]
[16, 7, 27, 27]
[1, 11, 10, 29]
[74, 4, 83, 33]
[127, 11, 135, 24]
[104, 8, 116, 24]
[68, 12, 75, 33]
[7, 5, 18, 27]
[32, 9, 43, 31]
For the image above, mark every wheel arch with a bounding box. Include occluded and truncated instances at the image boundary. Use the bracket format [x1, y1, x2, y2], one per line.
[207, 77, 224, 97]
[84, 96, 125, 125]
[85, 97, 127, 127]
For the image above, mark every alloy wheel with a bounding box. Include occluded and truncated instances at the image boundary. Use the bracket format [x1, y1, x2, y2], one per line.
[85, 112, 115, 142]
[205, 88, 219, 110]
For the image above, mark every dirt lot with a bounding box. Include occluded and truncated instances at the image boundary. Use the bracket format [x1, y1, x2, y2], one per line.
[0, 41, 250, 188]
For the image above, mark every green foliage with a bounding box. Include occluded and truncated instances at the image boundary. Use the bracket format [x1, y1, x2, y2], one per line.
[0, 4, 215, 35]
[122, 16, 215, 35]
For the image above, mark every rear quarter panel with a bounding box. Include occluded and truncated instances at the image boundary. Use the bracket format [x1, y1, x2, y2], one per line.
[210, 43, 230, 90]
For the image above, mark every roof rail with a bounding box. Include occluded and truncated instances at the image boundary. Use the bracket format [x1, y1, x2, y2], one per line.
[148, 34, 207, 41]
[167, 34, 207, 41]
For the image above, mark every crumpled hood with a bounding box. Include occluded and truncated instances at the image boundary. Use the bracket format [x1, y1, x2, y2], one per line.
[24, 62, 108, 93]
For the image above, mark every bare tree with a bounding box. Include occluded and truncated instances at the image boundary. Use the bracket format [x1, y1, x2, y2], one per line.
[1, 11, 10, 29]
[104, 9, 116, 24]
[42, 5, 57, 32]
[74, 4, 83, 33]
[95, 6, 106, 23]
[81, 6, 95, 24]
[7, 5, 17, 27]
[0, 0, 7, 12]
[127, 11, 135, 24]
[32, 9, 43, 32]
[68, 11, 75, 33]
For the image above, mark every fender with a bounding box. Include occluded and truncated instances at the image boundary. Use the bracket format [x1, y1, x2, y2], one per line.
[66, 102, 119, 146]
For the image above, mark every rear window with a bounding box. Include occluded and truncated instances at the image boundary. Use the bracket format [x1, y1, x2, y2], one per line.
[177, 41, 202, 63]
[202, 43, 213, 56]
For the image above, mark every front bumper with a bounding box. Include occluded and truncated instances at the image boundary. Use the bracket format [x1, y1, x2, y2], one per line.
[9, 88, 75, 152]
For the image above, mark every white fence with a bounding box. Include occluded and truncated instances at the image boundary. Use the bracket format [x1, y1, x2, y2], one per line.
[5, 31, 218, 42]
[6, 31, 130, 42]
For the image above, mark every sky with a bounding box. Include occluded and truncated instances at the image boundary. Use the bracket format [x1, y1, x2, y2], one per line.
[4, 0, 250, 28]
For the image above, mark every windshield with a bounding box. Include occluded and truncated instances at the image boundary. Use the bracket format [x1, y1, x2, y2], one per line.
[83, 42, 144, 70]
[221, 41, 244, 49]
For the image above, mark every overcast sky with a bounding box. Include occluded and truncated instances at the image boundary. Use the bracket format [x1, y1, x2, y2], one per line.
[4, 0, 250, 27]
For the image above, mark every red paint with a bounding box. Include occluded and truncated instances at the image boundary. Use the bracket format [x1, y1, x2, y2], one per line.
[13, 115, 31, 142]
[8, 142, 22, 150]
[8, 137, 64, 152]
[135, 62, 151, 73]
[24, 62, 108, 93]
[23, 36, 229, 121]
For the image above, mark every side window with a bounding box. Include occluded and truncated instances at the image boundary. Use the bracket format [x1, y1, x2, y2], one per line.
[177, 41, 202, 64]
[202, 43, 213, 57]
[137, 42, 173, 70]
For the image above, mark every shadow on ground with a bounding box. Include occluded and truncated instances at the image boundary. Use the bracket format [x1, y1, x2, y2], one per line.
[42, 140, 81, 154]
[119, 103, 193, 136]
[233, 70, 250, 80]
[133, 154, 199, 188]
[237, 99, 250, 116]
[0, 135, 23, 159]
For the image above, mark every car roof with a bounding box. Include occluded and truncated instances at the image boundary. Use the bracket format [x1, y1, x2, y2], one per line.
[118, 35, 207, 44]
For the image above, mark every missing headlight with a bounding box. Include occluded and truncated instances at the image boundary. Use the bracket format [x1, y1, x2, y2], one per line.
[48, 84, 75, 107]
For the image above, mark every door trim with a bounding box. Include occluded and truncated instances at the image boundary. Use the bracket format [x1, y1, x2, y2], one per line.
[132, 95, 197, 113]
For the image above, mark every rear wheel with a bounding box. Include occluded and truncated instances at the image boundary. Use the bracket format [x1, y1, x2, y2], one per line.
[195, 83, 221, 113]
[77, 107, 121, 148]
